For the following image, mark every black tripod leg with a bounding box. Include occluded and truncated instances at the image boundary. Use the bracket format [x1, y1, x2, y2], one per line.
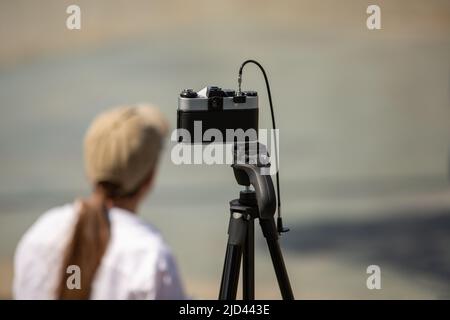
[219, 212, 247, 300]
[259, 218, 295, 300]
[242, 218, 254, 300]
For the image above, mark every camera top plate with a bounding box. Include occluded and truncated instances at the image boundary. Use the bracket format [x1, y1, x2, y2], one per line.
[178, 86, 258, 111]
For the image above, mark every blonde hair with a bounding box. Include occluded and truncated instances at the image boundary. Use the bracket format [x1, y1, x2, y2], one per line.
[84, 104, 169, 195]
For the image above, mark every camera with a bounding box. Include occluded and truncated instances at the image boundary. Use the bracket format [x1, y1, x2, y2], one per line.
[177, 86, 258, 144]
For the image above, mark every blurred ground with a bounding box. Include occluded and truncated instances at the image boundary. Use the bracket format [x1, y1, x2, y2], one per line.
[0, 0, 450, 299]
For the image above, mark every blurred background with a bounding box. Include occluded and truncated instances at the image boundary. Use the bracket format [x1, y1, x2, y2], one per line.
[1, 0, 450, 299]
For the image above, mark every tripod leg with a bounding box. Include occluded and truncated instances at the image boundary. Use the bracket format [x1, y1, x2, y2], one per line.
[219, 212, 247, 300]
[259, 218, 295, 300]
[242, 218, 254, 300]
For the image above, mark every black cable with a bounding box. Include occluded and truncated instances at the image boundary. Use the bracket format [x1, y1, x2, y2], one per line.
[238, 60, 288, 234]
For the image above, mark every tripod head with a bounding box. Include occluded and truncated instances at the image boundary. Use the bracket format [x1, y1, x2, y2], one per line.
[232, 142, 276, 220]
[232, 163, 276, 220]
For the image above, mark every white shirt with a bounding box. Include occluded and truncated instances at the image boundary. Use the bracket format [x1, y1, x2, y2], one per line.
[13, 203, 186, 300]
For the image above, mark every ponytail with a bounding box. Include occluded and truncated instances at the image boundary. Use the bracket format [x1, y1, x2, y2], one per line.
[56, 196, 110, 299]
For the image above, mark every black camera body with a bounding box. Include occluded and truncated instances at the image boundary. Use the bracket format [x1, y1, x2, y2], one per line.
[177, 86, 258, 144]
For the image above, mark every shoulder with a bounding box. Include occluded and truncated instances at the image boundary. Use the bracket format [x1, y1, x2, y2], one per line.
[13, 203, 78, 298]
[104, 208, 173, 269]
[108, 209, 166, 250]
[100, 210, 180, 292]
[16, 203, 76, 253]
[106, 211, 185, 299]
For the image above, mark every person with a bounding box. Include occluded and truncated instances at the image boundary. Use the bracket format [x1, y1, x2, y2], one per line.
[13, 105, 185, 299]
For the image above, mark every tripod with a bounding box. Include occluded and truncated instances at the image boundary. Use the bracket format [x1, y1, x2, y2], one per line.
[218, 162, 294, 300]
